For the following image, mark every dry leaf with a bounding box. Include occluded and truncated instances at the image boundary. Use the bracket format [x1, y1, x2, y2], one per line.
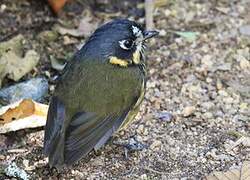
[47, 0, 68, 14]
[227, 136, 250, 150]
[0, 35, 39, 85]
[0, 99, 48, 134]
[0, 50, 39, 81]
[56, 10, 98, 37]
[205, 161, 250, 180]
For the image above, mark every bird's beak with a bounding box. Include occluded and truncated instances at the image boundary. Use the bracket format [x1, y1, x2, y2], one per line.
[143, 30, 159, 40]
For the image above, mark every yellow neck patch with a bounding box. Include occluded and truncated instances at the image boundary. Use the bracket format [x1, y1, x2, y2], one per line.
[109, 56, 129, 67]
[109, 50, 141, 67]
[132, 50, 141, 64]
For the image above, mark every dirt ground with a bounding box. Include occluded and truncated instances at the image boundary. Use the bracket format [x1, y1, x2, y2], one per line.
[0, 0, 250, 179]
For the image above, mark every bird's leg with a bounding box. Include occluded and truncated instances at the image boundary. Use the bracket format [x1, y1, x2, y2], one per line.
[113, 134, 148, 159]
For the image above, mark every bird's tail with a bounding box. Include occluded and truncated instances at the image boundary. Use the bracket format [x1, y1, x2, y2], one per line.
[44, 96, 66, 168]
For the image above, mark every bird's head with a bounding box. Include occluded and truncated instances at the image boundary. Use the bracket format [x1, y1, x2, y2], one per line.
[79, 19, 158, 67]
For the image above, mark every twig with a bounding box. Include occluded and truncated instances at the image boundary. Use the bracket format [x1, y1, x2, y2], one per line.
[142, 166, 167, 175]
[145, 0, 154, 30]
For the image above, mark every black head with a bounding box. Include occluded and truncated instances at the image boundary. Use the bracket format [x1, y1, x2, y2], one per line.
[78, 19, 158, 66]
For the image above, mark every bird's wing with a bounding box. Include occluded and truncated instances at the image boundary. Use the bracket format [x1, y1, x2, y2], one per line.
[64, 109, 130, 165]
[44, 96, 66, 167]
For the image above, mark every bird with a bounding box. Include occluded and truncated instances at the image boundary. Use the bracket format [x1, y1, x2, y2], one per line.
[43, 19, 158, 168]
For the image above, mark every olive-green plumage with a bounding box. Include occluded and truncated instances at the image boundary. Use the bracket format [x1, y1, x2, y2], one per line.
[44, 19, 158, 168]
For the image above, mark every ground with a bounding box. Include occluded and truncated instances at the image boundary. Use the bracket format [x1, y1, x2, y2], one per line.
[0, 0, 250, 179]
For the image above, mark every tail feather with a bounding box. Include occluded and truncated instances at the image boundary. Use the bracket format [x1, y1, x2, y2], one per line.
[44, 96, 66, 168]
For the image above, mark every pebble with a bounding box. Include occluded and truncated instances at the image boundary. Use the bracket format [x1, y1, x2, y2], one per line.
[137, 124, 145, 134]
[183, 106, 196, 117]
[4, 162, 29, 180]
[155, 111, 173, 122]
[218, 90, 228, 97]
[150, 140, 162, 150]
[239, 57, 250, 69]
[203, 112, 213, 119]
[140, 174, 147, 179]
[201, 102, 214, 110]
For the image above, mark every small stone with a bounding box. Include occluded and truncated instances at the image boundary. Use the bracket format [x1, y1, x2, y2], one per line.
[201, 55, 213, 69]
[140, 174, 147, 179]
[150, 140, 162, 150]
[0, 4, 7, 12]
[183, 106, 196, 117]
[0, 154, 5, 160]
[223, 97, 234, 104]
[203, 112, 213, 119]
[137, 124, 145, 134]
[155, 111, 173, 122]
[45, 71, 51, 78]
[63, 35, 78, 45]
[239, 57, 250, 69]
[22, 159, 29, 168]
[216, 79, 223, 90]
[201, 102, 214, 110]
[164, 9, 171, 17]
[239, 25, 250, 36]
[159, 29, 167, 36]
[218, 90, 228, 97]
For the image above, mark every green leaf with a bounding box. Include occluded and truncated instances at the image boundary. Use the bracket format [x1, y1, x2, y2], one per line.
[173, 31, 199, 41]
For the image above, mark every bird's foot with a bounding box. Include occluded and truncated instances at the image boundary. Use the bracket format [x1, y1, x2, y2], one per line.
[113, 136, 148, 159]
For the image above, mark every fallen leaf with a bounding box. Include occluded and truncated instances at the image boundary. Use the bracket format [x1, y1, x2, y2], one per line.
[227, 136, 250, 150]
[173, 31, 199, 41]
[1, 50, 39, 81]
[47, 0, 68, 14]
[0, 34, 23, 56]
[56, 10, 98, 37]
[205, 161, 250, 180]
[215, 7, 230, 14]
[0, 35, 39, 85]
[0, 99, 48, 134]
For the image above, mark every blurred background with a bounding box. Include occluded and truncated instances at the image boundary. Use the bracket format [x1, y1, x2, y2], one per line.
[0, 0, 250, 179]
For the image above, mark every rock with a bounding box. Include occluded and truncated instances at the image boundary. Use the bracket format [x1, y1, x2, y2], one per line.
[137, 124, 145, 134]
[203, 112, 213, 119]
[0, 77, 48, 105]
[201, 54, 213, 70]
[159, 29, 167, 36]
[239, 25, 250, 36]
[155, 111, 173, 122]
[150, 140, 162, 150]
[201, 102, 214, 110]
[239, 57, 250, 70]
[183, 106, 196, 117]
[4, 162, 29, 180]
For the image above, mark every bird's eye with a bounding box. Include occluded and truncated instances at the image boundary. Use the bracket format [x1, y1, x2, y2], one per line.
[119, 39, 134, 50]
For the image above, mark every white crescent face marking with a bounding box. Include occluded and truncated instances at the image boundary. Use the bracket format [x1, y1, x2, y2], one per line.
[119, 40, 130, 50]
[132, 25, 142, 37]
